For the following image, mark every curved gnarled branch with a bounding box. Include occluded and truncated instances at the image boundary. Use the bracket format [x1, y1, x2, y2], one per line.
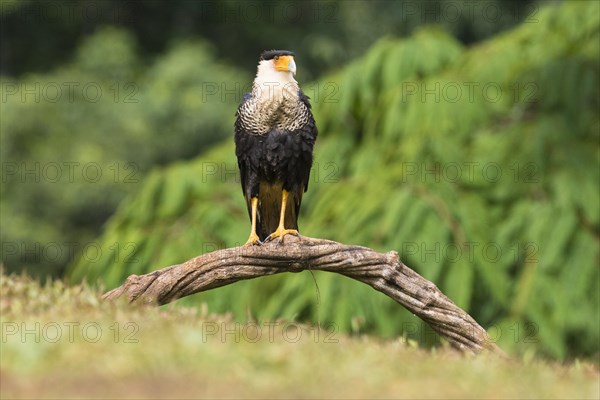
[103, 236, 504, 355]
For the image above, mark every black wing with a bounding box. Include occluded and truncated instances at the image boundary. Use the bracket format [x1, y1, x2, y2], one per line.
[298, 89, 318, 193]
[234, 92, 254, 220]
[291, 89, 318, 223]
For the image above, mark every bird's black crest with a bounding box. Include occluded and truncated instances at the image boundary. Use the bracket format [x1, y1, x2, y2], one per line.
[260, 50, 295, 61]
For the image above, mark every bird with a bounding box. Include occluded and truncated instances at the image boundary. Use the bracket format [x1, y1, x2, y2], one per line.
[234, 50, 318, 246]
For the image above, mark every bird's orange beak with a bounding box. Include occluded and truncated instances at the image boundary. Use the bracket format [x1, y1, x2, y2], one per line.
[274, 55, 296, 75]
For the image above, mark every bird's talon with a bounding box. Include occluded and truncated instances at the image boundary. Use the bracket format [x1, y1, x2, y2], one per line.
[243, 234, 262, 247]
[265, 228, 298, 244]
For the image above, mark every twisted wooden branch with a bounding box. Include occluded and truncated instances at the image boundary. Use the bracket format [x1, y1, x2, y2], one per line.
[103, 236, 504, 355]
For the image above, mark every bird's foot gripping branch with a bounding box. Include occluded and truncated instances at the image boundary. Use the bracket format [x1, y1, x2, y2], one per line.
[103, 236, 506, 356]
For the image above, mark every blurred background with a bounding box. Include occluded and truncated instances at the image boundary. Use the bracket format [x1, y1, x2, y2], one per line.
[1, 0, 598, 360]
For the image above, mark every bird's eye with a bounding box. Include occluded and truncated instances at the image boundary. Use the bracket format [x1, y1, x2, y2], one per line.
[274, 56, 279, 61]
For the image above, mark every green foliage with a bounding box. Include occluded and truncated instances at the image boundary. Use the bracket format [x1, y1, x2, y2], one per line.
[68, 2, 600, 359]
[1, 27, 246, 276]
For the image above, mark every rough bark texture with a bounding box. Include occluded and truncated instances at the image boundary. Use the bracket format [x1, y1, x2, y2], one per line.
[103, 236, 504, 355]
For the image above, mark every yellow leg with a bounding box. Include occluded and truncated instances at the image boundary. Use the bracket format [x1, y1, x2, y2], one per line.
[265, 190, 299, 243]
[244, 197, 261, 246]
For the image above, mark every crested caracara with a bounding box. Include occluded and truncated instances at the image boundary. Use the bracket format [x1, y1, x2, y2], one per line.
[234, 50, 318, 246]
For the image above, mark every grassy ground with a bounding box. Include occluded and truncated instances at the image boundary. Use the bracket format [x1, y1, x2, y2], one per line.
[1, 272, 598, 399]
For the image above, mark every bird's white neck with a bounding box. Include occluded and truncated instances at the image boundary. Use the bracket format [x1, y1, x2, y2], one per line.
[252, 60, 299, 103]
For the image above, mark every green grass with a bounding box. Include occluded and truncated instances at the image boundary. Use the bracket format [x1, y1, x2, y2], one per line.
[1, 272, 598, 399]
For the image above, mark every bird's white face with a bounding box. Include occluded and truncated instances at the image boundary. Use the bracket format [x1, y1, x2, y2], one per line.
[256, 55, 297, 83]
[254, 55, 299, 104]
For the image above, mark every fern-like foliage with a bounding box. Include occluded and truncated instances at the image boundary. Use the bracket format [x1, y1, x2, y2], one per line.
[68, 2, 599, 359]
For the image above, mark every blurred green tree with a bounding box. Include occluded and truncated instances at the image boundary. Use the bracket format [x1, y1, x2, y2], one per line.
[1, 27, 245, 276]
[1, 0, 536, 80]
